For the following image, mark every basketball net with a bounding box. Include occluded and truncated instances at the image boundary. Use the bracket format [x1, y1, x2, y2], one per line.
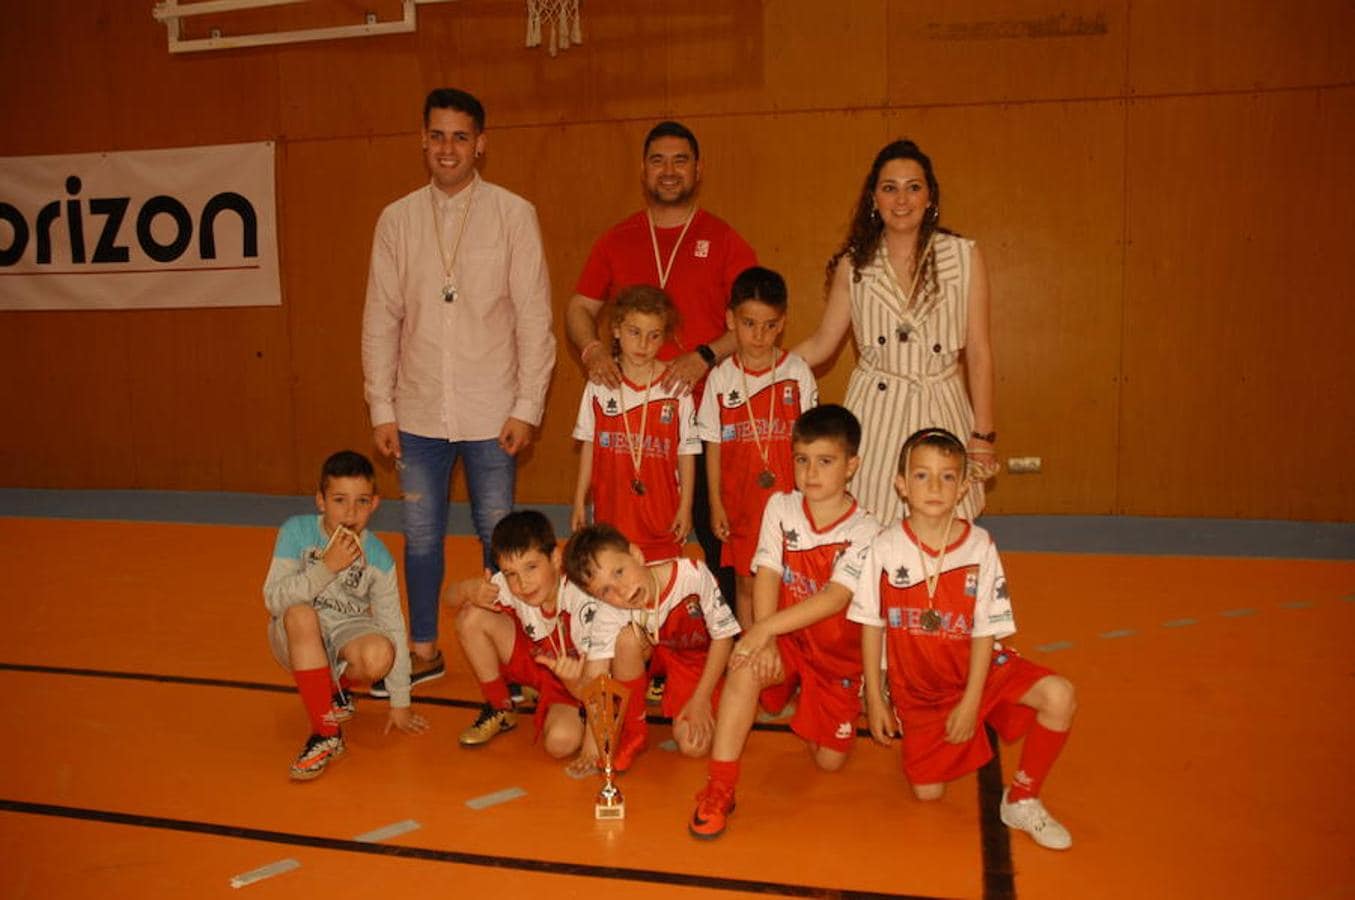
[526, 0, 582, 56]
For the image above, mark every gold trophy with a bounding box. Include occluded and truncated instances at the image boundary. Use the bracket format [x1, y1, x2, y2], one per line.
[582, 674, 630, 819]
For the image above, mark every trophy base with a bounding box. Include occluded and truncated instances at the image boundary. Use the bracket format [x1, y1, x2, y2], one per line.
[595, 802, 625, 820]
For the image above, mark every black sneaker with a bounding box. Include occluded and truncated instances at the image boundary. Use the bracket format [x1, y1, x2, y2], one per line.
[372, 650, 446, 698]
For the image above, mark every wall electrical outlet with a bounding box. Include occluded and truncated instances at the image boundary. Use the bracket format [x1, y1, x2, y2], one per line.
[1006, 456, 1042, 474]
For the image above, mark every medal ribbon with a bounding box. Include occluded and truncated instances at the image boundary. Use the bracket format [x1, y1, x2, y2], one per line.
[430, 181, 476, 300]
[647, 207, 697, 289]
[736, 353, 778, 479]
[617, 363, 656, 487]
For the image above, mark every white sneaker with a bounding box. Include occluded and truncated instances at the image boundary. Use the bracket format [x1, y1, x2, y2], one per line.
[1000, 790, 1072, 850]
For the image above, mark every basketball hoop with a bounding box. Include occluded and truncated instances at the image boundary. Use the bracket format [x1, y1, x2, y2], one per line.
[526, 0, 582, 56]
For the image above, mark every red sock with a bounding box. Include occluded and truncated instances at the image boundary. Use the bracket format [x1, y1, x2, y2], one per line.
[1007, 723, 1070, 801]
[619, 675, 650, 742]
[480, 677, 512, 710]
[708, 758, 741, 789]
[294, 667, 339, 736]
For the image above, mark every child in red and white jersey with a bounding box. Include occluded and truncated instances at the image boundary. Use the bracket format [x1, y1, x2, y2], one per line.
[698, 266, 817, 628]
[446, 510, 624, 758]
[563, 523, 740, 773]
[572, 285, 700, 561]
[686, 405, 880, 840]
[849, 427, 1078, 850]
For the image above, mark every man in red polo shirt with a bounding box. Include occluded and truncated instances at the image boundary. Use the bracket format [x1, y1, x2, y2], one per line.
[565, 121, 757, 604]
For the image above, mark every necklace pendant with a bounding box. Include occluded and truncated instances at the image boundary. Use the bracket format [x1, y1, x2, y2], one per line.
[442, 284, 457, 303]
[757, 470, 776, 489]
[920, 608, 943, 631]
[631, 478, 646, 496]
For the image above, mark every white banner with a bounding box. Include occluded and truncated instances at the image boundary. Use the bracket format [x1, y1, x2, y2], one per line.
[0, 142, 279, 310]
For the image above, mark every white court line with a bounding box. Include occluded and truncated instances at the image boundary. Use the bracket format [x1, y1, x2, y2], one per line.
[229, 858, 299, 889]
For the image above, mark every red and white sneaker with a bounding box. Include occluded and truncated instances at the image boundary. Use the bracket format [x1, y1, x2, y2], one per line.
[688, 779, 736, 840]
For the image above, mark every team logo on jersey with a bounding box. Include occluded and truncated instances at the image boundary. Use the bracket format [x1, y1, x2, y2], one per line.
[581, 602, 597, 624]
[523, 622, 538, 639]
[964, 571, 978, 597]
[727, 389, 742, 406]
[782, 385, 794, 405]
[887, 607, 902, 628]
[683, 593, 703, 618]
[694, 239, 710, 258]
[996, 577, 1010, 600]
[835, 722, 853, 739]
[660, 402, 674, 424]
[782, 527, 799, 548]
[892, 564, 911, 587]
[721, 424, 737, 441]
[605, 397, 618, 414]
[599, 431, 611, 448]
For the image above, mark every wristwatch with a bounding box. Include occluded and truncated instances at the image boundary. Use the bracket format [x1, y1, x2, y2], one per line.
[695, 344, 717, 368]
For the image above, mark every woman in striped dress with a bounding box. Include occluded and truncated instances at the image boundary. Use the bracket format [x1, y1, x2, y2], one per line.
[795, 140, 996, 524]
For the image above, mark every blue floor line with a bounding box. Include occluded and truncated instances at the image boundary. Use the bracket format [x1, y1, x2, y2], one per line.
[1, 488, 1353, 560]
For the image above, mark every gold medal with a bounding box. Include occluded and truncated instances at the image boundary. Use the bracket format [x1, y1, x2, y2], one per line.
[921, 608, 943, 631]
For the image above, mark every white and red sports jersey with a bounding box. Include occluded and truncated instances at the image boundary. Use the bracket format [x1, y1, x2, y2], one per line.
[573, 376, 700, 560]
[490, 574, 626, 662]
[697, 351, 817, 567]
[752, 491, 880, 681]
[848, 520, 1015, 709]
[586, 558, 741, 661]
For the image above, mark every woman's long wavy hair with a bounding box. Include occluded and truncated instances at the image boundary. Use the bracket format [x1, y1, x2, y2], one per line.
[825, 140, 950, 293]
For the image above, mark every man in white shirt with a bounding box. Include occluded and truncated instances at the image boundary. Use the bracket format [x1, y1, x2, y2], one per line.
[361, 87, 554, 687]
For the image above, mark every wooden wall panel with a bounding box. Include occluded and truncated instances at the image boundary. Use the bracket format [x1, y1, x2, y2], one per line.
[0, 2, 282, 156]
[281, 133, 421, 499]
[0, 312, 136, 488]
[123, 307, 296, 491]
[1120, 88, 1355, 518]
[1128, 0, 1355, 96]
[885, 0, 1128, 107]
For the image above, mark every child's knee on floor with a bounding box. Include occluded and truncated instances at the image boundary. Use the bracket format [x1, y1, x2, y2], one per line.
[911, 782, 945, 801]
[811, 743, 849, 772]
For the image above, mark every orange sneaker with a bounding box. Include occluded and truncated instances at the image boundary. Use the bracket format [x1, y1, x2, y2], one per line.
[611, 726, 649, 773]
[688, 779, 736, 840]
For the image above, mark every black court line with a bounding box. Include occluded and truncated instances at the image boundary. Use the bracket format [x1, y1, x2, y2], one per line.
[0, 798, 946, 900]
[0, 662, 833, 736]
[977, 726, 1014, 900]
[1, 661, 1014, 898]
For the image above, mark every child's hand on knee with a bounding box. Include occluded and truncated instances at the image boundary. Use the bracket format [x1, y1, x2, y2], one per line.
[943, 698, 979, 744]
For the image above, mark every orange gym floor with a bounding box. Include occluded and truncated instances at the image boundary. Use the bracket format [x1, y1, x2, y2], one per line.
[1, 515, 1352, 899]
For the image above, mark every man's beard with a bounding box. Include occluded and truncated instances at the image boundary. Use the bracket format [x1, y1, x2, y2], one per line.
[647, 184, 695, 207]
